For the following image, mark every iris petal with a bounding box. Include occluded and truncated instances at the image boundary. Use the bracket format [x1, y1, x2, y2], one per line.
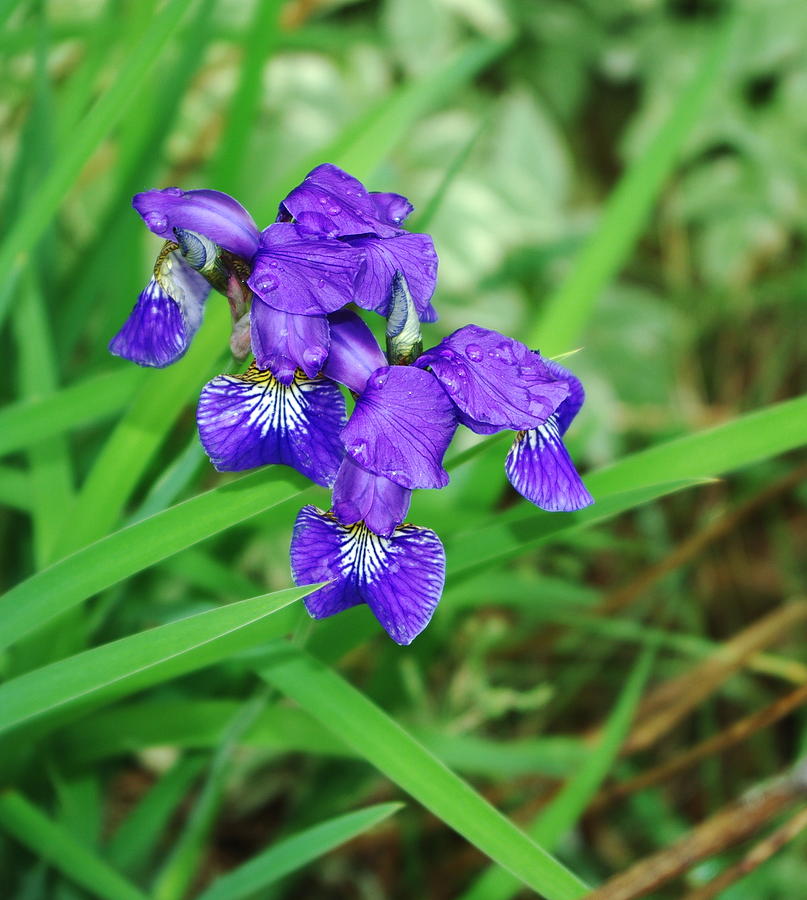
[332, 455, 412, 538]
[250, 301, 330, 385]
[291, 506, 445, 645]
[197, 364, 346, 486]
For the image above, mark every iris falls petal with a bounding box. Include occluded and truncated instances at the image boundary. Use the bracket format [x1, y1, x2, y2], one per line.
[291, 506, 445, 645]
[197, 364, 346, 486]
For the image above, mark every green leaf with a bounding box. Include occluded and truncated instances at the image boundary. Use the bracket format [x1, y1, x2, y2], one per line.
[0, 587, 312, 737]
[258, 644, 589, 900]
[0, 466, 312, 653]
[196, 802, 403, 900]
[0, 792, 148, 900]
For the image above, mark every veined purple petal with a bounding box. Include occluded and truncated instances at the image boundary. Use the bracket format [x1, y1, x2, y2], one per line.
[348, 233, 438, 320]
[197, 364, 345, 486]
[251, 300, 330, 385]
[341, 366, 457, 490]
[415, 325, 569, 434]
[278, 163, 402, 238]
[323, 309, 386, 393]
[110, 250, 209, 368]
[133, 188, 259, 260]
[248, 223, 363, 316]
[505, 415, 593, 512]
[370, 191, 413, 227]
[542, 357, 585, 434]
[291, 506, 445, 645]
[332, 455, 412, 538]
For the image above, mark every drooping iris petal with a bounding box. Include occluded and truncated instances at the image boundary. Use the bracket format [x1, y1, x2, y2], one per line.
[250, 300, 330, 385]
[505, 416, 593, 512]
[341, 366, 457, 490]
[197, 364, 345, 486]
[247, 223, 362, 316]
[110, 249, 209, 368]
[348, 233, 438, 319]
[133, 188, 259, 260]
[369, 191, 413, 227]
[291, 506, 445, 645]
[324, 309, 386, 393]
[332, 455, 412, 538]
[415, 325, 569, 434]
[541, 357, 585, 434]
[277, 163, 402, 238]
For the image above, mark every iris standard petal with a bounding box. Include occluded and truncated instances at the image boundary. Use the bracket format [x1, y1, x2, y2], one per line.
[323, 309, 386, 393]
[197, 364, 346, 486]
[341, 366, 457, 490]
[248, 223, 363, 316]
[250, 300, 330, 385]
[109, 248, 209, 368]
[291, 506, 445, 645]
[348, 233, 438, 319]
[332, 455, 412, 538]
[133, 188, 260, 260]
[415, 325, 570, 434]
[277, 163, 402, 238]
[505, 415, 594, 512]
[369, 191, 414, 227]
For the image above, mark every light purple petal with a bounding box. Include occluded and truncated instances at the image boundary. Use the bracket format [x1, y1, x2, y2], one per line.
[291, 506, 445, 645]
[277, 163, 402, 238]
[250, 300, 330, 385]
[505, 416, 594, 512]
[341, 366, 457, 490]
[348, 233, 438, 319]
[109, 252, 209, 368]
[197, 365, 345, 486]
[248, 223, 363, 316]
[323, 309, 386, 393]
[332, 455, 412, 537]
[415, 325, 569, 434]
[369, 191, 413, 227]
[133, 188, 259, 260]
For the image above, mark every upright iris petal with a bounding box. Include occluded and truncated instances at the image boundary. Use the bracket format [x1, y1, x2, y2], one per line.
[109, 245, 209, 368]
[291, 506, 445, 645]
[341, 366, 458, 490]
[248, 223, 363, 316]
[416, 325, 569, 434]
[250, 301, 330, 385]
[332, 455, 412, 538]
[323, 309, 387, 393]
[505, 358, 593, 512]
[197, 363, 346, 487]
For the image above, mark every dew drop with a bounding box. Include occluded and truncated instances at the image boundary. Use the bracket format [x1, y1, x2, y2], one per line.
[163, 186, 183, 197]
[318, 196, 328, 205]
[457, 366, 467, 379]
[302, 347, 323, 370]
[145, 211, 168, 231]
[317, 278, 326, 289]
[268, 260, 279, 269]
[255, 274, 279, 293]
[465, 343, 483, 362]
[327, 205, 342, 215]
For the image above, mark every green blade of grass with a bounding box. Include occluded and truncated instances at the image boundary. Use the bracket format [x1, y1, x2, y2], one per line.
[0, 0, 194, 328]
[0, 465, 30, 511]
[527, 15, 738, 355]
[257, 644, 589, 900]
[0, 466, 312, 653]
[0, 586, 312, 737]
[196, 802, 403, 900]
[0, 792, 148, 900]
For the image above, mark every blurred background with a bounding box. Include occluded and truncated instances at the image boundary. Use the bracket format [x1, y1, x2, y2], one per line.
[1, 0, 806, 897]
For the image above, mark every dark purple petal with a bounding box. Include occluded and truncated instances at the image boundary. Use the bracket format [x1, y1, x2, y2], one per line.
[332, 455, 412, 537]
[133, 188, 259, 260]
[505, 416, 593, 512]
[250, 300, 330, 385]
[415, 325, 569, 434]
[278, 163, 402, 238]
[248, 223, 362, 316]
[341, 366, 457, 490]
[109, 253, 209, 368]
[541, 357, 585, 435]
[369, 191, 413, 227]
[323, 309, 386, 393]
[291, 506, 445, 645]
[348, 233, 438, 320]
[197, 364, 345, 486]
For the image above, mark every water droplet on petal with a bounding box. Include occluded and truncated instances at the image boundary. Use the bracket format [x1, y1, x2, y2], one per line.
[268, 260, 279, 269]
[145, 211, 168, 231]
[318, 196, 328, 205]
[317, 278, 326, 289]
[465, 343, 483, 362]
[255, 274, 279, 293]
[370, 371, 388, 389]
[457, 366, 467, 379]
[163, 186, 183, 197]
[327, 205, 342, 215]
[302, 347, 323, 370]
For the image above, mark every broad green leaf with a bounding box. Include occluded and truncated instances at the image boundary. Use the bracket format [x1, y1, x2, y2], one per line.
[196, 803, 403, 900]
[0, 465, 30, 511]
[258, 643, 589, 900]
[0, 586, 311, 737]
[0, 792, 148, 900]
[0, 466, 312, 653]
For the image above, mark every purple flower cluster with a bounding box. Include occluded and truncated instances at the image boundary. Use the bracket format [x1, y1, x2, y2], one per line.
[111, 164, 593, 645]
